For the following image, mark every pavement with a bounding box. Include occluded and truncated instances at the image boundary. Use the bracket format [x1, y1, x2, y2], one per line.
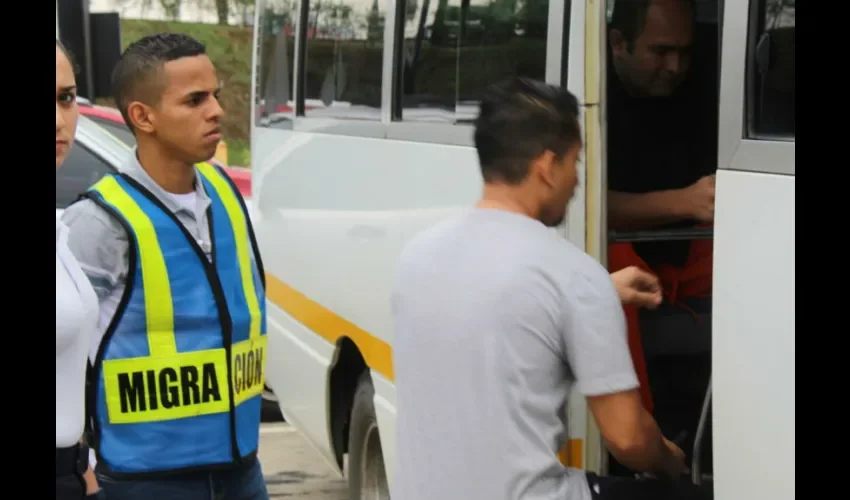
[83, 412, 348, 498]
[259, 422, 348, 499]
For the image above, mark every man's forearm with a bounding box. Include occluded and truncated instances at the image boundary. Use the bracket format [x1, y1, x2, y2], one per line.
[610, 408, 677, 476]
[607, 189, 689, 231]
[83, 464, 100, 494]
[79, 439, 100, 494]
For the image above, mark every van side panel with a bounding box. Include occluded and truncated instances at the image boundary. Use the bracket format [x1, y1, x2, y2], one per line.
[253, 127, 483, 480]
[712, 169, 795, 500]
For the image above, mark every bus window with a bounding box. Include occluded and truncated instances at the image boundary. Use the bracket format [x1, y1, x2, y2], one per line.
[301, 0, 385, 120]
[747, 0, 795, 139]
[255, 0, 298, 128]
[394, 0, 550, 124]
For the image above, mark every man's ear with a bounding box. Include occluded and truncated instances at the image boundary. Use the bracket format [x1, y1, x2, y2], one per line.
[127, 101, 155, 134]
[609, 29, 629, 57]
[532, 150, 558, 189]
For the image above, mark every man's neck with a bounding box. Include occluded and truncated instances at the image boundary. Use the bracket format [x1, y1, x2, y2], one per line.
[136, 144, 196, 194]
[609, 57, 655, 99]
[477, 184, 539, 220]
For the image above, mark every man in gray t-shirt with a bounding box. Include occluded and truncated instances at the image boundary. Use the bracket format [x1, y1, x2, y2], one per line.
[391, 78, 712, 500]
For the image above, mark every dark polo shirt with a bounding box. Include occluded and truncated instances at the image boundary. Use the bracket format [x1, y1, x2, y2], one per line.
[606, 40, 718, 268]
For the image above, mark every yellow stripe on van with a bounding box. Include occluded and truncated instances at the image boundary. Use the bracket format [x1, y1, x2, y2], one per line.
[264, 273, 395, 380]
[558, 439, 584, 469]
[266, 272, 586, 465]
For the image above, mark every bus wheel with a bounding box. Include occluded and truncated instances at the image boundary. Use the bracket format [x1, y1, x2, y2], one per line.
[348, 371, 389, 500]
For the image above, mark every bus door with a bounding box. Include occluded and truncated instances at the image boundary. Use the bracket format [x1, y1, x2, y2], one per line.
[552, 0, 608, 475]
[597, 0, 723, 484]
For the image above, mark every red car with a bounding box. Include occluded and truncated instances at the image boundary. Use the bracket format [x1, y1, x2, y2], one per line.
[77, 99, 252, 198]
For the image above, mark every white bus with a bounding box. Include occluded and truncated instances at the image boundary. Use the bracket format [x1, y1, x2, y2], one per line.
[250, 0, 795, 499]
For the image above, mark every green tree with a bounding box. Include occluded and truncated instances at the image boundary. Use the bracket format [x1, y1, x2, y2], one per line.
[214, 0, 229, 24]
[159, 0, 182, 20]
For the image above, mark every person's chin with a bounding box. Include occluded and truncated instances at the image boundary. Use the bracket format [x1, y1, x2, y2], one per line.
[542, 213, 566, 228]
[649, 82, 677, 97]
[188, 146, 218, 164]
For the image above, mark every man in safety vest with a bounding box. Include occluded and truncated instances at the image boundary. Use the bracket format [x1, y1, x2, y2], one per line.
[61, 33, 269, 499]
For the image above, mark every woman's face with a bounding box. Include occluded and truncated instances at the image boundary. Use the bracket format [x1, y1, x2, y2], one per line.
[56, 45, 78, 169]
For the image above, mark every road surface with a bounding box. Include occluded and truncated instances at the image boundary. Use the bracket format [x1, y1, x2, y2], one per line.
[259, 423, 348, 499]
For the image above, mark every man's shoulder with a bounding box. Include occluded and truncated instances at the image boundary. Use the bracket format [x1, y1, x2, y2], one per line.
[61, 197, 124, 235]
[563, 253, 620, 314]
[61, 197, 131, 297]
[399, 212, 468, 258]
[61, 197, 130, 262]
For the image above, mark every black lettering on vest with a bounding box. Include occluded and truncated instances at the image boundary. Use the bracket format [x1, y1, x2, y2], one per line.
[254, 347, 263, 384]
[145, 370, 159, 410]
[234, 353, 243, 394]
[180, 366, 200, 405]
[118, 372, 146, 413]
[246, 350, 255, 387]
[233, 347, 264, 396]
[159, 368, 179, 409]
[115, 364, 222, 414]
[201, 363, 222, 402]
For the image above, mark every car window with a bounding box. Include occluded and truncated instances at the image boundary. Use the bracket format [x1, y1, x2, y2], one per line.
[56, 143, 117, 209]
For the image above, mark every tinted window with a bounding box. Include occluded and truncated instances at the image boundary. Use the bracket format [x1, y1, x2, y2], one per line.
[748, 0, 795, 138]
[56, 143, 116, 209]
[255, 1, 298, 128]
[302, 0, 384, 121]
[394, 0, 552, 124]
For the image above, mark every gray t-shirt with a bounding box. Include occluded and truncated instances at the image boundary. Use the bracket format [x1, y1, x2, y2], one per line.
[390, 208, 639, 500]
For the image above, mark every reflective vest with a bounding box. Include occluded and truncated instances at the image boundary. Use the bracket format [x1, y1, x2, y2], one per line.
[84, 163, 267, 477]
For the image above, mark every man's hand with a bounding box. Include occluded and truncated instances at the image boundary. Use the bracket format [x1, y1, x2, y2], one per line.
[682, 175, 715, 223]
[610, 267, 662, 309]
[658, 437, 689, 478]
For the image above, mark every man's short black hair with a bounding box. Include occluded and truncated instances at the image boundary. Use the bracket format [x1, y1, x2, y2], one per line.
[111, 32, 207, 132]
[609, 0, 695, 50]
[474, 78, 581, 185]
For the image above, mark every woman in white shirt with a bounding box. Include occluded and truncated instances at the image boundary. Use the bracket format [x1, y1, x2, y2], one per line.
[56, 40, 103, 500]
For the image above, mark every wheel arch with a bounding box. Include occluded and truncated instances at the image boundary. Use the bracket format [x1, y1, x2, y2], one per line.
[328, 336, 370, 469]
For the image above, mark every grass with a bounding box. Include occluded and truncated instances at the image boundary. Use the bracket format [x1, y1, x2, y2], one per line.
[98, 19, 254, 166]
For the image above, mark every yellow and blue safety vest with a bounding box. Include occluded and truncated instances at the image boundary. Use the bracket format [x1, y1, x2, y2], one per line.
[83, 163, 267, 477]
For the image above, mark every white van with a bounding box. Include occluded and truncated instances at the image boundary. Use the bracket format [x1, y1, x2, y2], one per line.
[250, 0, 794, 499]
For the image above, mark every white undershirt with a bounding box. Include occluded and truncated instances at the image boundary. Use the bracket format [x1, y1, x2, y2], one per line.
[56, 219, 99, 447]
[168, 191, 197, 212]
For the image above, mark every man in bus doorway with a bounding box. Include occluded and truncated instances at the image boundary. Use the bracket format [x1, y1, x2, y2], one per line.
[61, 33, 269, 500]
[391, 77, 712, 500]
[604, 0, 718, 476]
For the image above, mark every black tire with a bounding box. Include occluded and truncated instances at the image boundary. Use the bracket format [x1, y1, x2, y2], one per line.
[261, 385, 284, 422]
[347, 371, 390, 500]
[261, 397, 284, 422]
